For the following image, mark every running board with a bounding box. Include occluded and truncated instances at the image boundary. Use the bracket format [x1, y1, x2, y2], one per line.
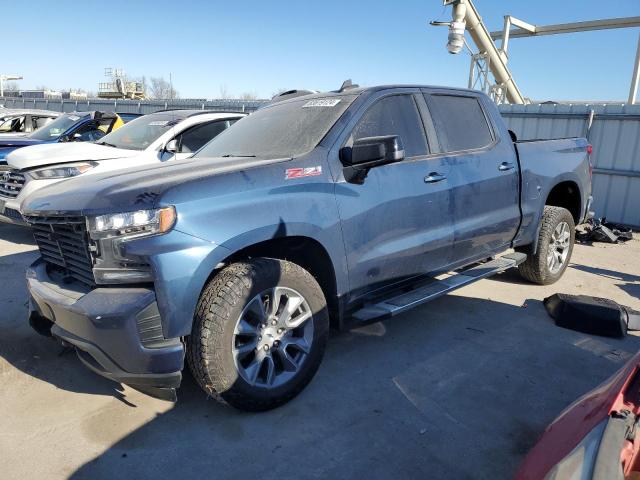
[351, 252, 526, 323]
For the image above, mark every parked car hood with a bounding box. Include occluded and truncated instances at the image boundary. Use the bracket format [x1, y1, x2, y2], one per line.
[21, 155, 289, 217]
[0, 137, 45, 148]
[0, 132, 28, 137]
[7, 142, 140, 170]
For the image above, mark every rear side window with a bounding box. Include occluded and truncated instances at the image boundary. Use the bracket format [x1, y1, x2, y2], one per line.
[178, 121, 228, 153]
[351, 94, 428, 157]
[427, 95, 493, 152]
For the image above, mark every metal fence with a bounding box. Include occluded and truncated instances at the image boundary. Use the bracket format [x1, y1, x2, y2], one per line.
[499, 103, 640, 227]
[0, 96, 269, 114]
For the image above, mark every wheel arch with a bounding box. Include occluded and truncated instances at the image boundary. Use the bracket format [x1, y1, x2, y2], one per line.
[545, 180, 582, 225]
[202, 235, 342, 330]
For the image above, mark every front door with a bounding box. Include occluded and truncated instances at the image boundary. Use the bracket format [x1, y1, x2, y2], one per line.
[333, 91, 454, 299]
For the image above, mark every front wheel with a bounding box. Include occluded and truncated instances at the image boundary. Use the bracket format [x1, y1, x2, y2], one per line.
[517, 206, 575, 285]
[187, 258, 329, 411]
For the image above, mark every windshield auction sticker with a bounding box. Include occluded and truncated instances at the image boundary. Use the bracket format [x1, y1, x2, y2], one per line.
[148, 121, 170, 126]
[302, 99, 341, 108]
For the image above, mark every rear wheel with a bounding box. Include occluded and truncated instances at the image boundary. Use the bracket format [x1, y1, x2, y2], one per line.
[517, 206, 575, 285]
[187, 258, 329, 411]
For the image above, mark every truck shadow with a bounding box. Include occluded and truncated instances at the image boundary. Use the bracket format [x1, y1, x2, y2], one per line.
[569, 263, 640, 283]
[64, 294, 640, 480]
[0, 223, 36, 245]
[0, 249, 136, 403]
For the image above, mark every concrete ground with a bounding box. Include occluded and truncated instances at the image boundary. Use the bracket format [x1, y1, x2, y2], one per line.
[1, 223, 639, 480]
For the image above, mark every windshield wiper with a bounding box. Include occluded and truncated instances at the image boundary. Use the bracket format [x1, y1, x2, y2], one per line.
[220, 154, 256, 158]
[97, 141, 118, 148]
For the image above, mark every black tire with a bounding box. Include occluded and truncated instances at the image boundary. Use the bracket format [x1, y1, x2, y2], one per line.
[517, 206, 576, 285]
[187, 258, 329, 411]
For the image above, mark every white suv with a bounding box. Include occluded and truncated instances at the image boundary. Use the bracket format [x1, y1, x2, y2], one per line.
[0, 110, 244, 225]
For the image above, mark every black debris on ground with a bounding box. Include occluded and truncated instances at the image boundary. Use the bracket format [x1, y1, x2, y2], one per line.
[576, 218, 634, 244]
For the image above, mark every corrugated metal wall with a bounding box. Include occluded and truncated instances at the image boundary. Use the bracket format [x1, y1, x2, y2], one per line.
[499, 103, 640, 227]
[0, 96, 268, 113]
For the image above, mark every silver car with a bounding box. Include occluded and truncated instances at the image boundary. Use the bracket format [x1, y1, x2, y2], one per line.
[0, 109, 61, 136]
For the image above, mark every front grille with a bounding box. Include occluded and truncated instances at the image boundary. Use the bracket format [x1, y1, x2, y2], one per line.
[0, 170, 25, 198]
[26, 215, 96, 286]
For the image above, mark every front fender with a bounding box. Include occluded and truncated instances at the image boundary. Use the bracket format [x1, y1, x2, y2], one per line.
[123, 229, 231, 339]
[128, 222, 346, 339]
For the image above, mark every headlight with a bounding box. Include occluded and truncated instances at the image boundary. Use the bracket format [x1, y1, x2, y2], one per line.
[543, 418, 607, 479]
[87, 206, 177, 285]
[29, 162, 97, 179]
[89, 206, 176, 237]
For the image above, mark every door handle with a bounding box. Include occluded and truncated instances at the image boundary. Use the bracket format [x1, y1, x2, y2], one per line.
[499, 162, 515, 171]
[424, 172, 447, 183]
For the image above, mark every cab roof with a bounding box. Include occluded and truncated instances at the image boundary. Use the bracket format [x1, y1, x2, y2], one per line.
[267, 84, 484, 108]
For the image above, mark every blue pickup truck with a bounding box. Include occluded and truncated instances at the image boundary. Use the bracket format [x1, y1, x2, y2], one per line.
[21, 85, 593, 410]
[0, 111, 124, 164]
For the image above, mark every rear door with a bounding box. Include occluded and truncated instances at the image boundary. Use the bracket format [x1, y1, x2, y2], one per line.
[423, 91, 520, 264]
[333, 90, 454, 298]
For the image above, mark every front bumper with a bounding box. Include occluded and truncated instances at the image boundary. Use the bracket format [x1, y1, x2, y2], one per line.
[27, 258, 184, 400]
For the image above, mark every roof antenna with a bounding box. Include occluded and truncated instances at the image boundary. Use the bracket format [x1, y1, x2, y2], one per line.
[339, 79, 359, 92]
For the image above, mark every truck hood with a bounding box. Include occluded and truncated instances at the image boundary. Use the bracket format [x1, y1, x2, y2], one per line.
[21, 155, 289, 217]
[7, 142, 140, 170]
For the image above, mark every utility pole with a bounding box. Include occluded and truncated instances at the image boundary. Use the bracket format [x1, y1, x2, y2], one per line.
[0, 74, 23, 97]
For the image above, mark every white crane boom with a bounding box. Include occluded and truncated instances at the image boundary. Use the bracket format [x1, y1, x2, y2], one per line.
[0, 74, 23, 98]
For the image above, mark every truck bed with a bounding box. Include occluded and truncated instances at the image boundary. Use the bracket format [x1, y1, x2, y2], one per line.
[513, 137, 592, 248]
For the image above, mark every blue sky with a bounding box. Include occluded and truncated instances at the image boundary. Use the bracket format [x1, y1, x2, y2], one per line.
[3, 0, 639, 101]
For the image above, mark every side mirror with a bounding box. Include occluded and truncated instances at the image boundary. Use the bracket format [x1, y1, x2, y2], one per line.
[164, 139, 178, 154]
[339, 135, 404, 184]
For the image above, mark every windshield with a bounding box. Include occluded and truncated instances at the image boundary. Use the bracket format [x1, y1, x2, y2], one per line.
[96, 113, 178, 151]
[194, 95, 355, 160]
[29, 114, 86, 141]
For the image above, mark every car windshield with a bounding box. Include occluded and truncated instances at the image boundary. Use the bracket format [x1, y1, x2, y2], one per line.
[194, 95, 355, 160]
[29, 114, 87, 141]
[96, 113, 180, 151]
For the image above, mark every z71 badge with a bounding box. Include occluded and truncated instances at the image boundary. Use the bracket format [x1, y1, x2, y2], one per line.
[285, 166, 322, 179]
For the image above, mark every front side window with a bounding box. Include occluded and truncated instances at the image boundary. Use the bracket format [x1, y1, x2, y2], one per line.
[177, 120, 229, 153]
[427, 94, 493, 152]
[350, 94, 428, 158]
